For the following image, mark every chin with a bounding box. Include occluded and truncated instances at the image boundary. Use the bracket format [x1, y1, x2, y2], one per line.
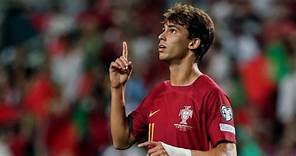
[158, 54, 166, 61]
[158, 56, 170, 63]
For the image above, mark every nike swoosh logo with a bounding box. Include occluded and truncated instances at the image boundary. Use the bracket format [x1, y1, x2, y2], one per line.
[149, 109, 160, 117]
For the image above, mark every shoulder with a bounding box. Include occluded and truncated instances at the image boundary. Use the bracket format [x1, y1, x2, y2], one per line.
[194, 74, 227, 96]
[145, 80, 169, 99]
[196, 76, 232, 110]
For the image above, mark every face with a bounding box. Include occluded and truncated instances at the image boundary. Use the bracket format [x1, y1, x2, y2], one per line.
[158, 22, 192, 63]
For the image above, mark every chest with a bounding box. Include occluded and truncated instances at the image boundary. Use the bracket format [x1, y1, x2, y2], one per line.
[147, 91, 205, 133]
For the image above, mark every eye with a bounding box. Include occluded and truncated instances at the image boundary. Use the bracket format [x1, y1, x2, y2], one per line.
[169, 28, 177, 34]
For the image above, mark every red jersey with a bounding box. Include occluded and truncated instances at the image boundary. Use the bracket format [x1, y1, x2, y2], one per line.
[128, 74, 236, 150]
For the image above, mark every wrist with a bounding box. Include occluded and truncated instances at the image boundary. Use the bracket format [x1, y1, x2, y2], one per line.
[111, 85, 126, 98]
[111, 85, 125, 90]
[161, 142, 192, 156]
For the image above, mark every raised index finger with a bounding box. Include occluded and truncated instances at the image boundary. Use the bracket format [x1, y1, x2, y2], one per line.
[122, 41, 128, 59]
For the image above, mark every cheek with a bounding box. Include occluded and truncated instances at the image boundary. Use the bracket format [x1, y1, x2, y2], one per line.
[170, 39, 188, 52]
[170, 45, 186, 56]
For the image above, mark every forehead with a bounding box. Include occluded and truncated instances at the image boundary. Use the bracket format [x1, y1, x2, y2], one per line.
[162, 21, 185, 29]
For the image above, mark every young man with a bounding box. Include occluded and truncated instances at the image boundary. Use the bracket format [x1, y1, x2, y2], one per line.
[109, 3, 236, 156]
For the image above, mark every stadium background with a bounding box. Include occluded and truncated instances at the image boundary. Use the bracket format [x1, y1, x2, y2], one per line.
[0, 0, 295, 155]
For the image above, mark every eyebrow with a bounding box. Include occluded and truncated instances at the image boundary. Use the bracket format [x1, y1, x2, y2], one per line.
[165, 24, 180, 30]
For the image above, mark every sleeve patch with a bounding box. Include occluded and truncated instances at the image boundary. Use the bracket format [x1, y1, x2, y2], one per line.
[219, 123, 236, 134]
[220, 105, 233, 121]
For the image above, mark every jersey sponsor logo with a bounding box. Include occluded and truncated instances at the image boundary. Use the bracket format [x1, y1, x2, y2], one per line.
[220, 105, 233, 121]
[174, 106, 193, 131]
[219, 123, 235, 134]
[149, 109, 160, 117]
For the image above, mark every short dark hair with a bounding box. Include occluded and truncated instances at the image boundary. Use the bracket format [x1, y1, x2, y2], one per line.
[162, 3, 215, 62]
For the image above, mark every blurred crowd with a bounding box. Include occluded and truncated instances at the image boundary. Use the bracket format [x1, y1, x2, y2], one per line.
[0, 0, 295, 156]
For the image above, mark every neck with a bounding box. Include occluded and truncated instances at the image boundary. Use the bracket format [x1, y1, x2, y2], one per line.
[169, 57, 202, 86]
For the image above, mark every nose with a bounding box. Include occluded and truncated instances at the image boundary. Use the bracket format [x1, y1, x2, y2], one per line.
[158, 31, 166, 41]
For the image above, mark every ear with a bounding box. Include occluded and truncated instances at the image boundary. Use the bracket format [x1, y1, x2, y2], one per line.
[188, 38, 200, 50]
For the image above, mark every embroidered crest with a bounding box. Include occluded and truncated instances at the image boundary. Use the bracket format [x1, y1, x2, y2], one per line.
[179, 106, 193, 124]
[220, 105, 233, 121]
[174, 106, 193, 131]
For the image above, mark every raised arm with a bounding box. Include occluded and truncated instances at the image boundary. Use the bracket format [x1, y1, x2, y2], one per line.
[109, 41, 135, 149]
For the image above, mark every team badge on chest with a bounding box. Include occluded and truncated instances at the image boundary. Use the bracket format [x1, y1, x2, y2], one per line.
[179, 106, 193, 124]
[174, 106, 193, 131]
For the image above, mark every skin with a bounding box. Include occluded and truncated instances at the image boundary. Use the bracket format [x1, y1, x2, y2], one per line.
[109, 41, 135, 149]
[109, 21, 237, 155]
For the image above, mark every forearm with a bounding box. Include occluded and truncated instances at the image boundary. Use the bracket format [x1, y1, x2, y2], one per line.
[110, 87, 133, 149]
[157, 142, 236, 156]
[191, 143, 236, 156]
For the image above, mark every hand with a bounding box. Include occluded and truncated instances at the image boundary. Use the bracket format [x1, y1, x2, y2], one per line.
[138, 141, 169, 156]
[109, 41, 132, 88]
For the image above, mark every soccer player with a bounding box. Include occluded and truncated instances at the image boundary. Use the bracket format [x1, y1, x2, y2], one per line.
[109, 3, 236, 156]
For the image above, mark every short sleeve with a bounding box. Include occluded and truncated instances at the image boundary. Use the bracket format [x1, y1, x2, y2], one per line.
[206, 88, 236, 146]
[127, 96, 149, 141]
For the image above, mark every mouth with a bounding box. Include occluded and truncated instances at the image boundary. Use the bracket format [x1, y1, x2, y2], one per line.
[158, 44, 166, 52]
